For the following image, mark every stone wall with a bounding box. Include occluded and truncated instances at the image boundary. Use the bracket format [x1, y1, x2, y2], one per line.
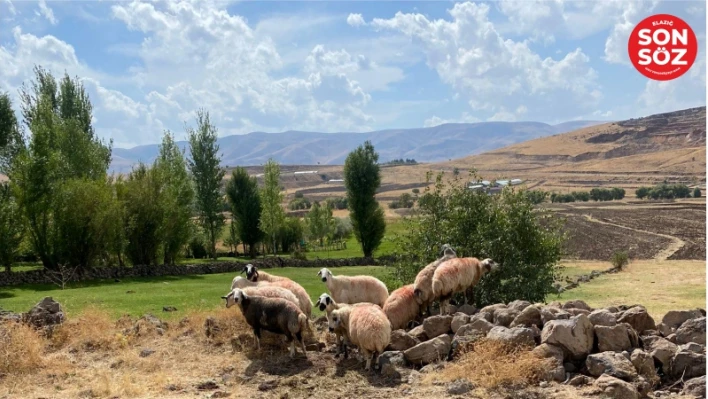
[0, 255, 397, 287]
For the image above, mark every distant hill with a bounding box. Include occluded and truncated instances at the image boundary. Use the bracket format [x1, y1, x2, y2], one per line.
[108, 120, 606, 173]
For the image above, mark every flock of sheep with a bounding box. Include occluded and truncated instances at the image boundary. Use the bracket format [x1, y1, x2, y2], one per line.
[221, 245, 500, 371]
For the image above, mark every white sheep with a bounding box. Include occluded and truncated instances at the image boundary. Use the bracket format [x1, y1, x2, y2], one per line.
[431, 257, 499, 315]
[317, 268, 389, 307]
[328, 303, 391, 371]
[315, 293, 371, 358]
[240, 266, 313, 318]
[413, 244, 457, 316]
[383, 284, 421, 330]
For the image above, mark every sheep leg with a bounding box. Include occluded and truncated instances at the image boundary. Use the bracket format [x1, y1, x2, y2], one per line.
[296, 331, 307, 357]
[362, 349, 372, 371]
[289, 340, 296, 358]
[253, 327, 262, 351]
[334, 334, 342, 358]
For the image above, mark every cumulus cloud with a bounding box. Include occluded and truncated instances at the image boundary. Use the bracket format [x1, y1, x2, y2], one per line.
[347, 13, 365, 27]
[37, 0, 57, 25]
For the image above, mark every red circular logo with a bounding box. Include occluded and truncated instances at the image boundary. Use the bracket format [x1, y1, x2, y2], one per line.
[628, 14, 698, 81]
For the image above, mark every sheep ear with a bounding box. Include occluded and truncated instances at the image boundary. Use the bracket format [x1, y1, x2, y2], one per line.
[221, 296, 227, 300]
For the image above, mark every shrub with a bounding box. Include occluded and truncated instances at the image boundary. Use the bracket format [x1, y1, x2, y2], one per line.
[412, 188, 420, 195]
[187, 233, 208, 259]
[324, 197, 348, 210]
[288, 197, 311, 210]
[693, 187, 701, 198]
[571, 191, 590, 202]
[0, 322, 44, 374]
[611, 251, 630, 270]
[636, 186, 650, 199]
[387, 172, 563, 305]
[523, 189, 547, 204]
[390, 193, 415, 209]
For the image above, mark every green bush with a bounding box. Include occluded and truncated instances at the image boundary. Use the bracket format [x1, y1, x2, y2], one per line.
[288, 197, 311, 210]
[523, 189, 548, 204]
[693, 187, 701, 198]
[387, 172, 564, 306]
[611, 251, 629, 270]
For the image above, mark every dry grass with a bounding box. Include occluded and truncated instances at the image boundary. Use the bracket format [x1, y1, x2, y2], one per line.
[425, 340, 550, 390]
[0, 322, 45, 375]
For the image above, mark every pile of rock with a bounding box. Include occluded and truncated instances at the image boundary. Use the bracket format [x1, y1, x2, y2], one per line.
[0, 296, 65, 331]
[379, 300, 706, 399]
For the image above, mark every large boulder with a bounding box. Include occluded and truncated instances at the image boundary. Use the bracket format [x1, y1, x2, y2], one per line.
[456, 318, 494, 338]
[493, 308, 519, 327]
[404, 334, 452, 366]
[589, 309, 618, 327]
[456, 304, 477, 316]
[617, 306, 656, 334]
[680, 343, 706, 354]
[510, 305, 542, 328]
[631, 349, 659, 385]
[408, 325, 428, 341]
[682, 376, 706, 399]
[563, 300, 593, 312]
[594, 374, 640, 399]
[662, 310, 704, 331]
[379, 351, 407, 377]
[387, 330, 420, 352]
[22, 297, 65, 329]
[531, 343, 566, 382]
[423, 315, 453, 338]
[669, 348, 706, 380]
[541, 314, 594, 360]
[486, 326, 535, 347]
[540, 306, 571, 325]
[595, 324, 633, 352]
[642, 336, 679, 373]
[675, 317, 706, 345]
[507, 300, 532, 313]
[450, 313, 470, 334]
[586, 352, 638, 381]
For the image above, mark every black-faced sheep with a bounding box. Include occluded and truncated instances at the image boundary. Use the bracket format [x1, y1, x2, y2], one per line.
[230, 277, 300, 309]
[328, 303, 391, 371]
[222, 288, 308, 358]
[432, 257, 500, 315]
[317, 267, 389, 307]
[383, 284, 421, 330]
[242, 265, 313, 318]
[413, 244, 457, 316]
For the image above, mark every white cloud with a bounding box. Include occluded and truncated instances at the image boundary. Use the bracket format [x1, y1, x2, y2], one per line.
[424, 112, 480, 127]
[347, 13, 365, 27]
[37, 0, 57, 25]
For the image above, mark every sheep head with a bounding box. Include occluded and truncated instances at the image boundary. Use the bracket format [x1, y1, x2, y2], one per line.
[243, 264, 259, 281]
[317, 268, 332, 283]
[480, 258, 500, 274]
[328, 308, 344, 333]
[315, 293, 334, 312]
[222, 288, 247, 308]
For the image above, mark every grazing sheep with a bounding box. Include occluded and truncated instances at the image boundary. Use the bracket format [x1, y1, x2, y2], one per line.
[317, 268, 389, 307]
[315, 293, 371, 358]
[329, 303, 391, 371]
[222, 288, 308, 358]
[241, 266, 313, 318]
[413, 244, 457, 316]
[230, 278, 300, 309]
[383, 284, 421, 330]
[432, 257, 500, 315]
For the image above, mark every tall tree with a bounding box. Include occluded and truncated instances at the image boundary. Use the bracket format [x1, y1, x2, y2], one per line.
[155, 131, 194, 265]
[0, 183, 24, 273]
[306, 201, 333, 246]
[121, 163, 165, 266]
[343, 141, 386, 257]
[225, 167, 263, 258]
[0, 92, 23, 174]
[187, 109, 224, 259]
[259, 158, 285, 255]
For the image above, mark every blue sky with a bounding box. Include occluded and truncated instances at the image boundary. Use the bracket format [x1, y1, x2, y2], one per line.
[0, 0, 705, 148]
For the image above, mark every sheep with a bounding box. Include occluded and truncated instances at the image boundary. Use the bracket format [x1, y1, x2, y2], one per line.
[431, 257, 500, 315]
[383, 284, 421, 330]
[315, 293, 371, 359]
[413, 244, 457, 316]
[222, 288, 308, 358]
[328, 303, 391, 371]
[230, 277, 300, 308]
[241, 265, 313, 318]
[317, 267, 389, 308]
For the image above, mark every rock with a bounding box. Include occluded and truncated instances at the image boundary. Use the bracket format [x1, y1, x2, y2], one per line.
[474, 311, 494, 323]
[631, 349, 658, 385]
[451, 330, 485, 356]
[450, 313, 470, 334]
[563, 362, 577, 373]
[423, 315, 453, 338]
[408, 325, 428, 341]
[22, 297, 65, 329]
[510, 305, 542, 328]
[531, 343, 566, 382]
[0, 309, 21, 323]
[588, 310, 615, 329]
[680, 343, 705, 354]
[594, 374, 640, 399]
[669, 348, 706, 380]
[675, 317, 706, 345]
[541, 314, 594, 360]
[682, 376, 706, 398]
[211, 392, 230, 398]
[407, 370, 422, 385]
[566, 308, 591, 317]
[617, 306, 656, 334]
[379, 351, 406, 377]
[456, 304, 477, 315]
[134, 313, 167, 336]
[258, 379, 279, 392]
[595, 324, 632, 352]
[162, 306, 177, 312]
[563, 300, 593, 312]
[662, 310, 704, 330]
[540, 306, 571, 325]
[446, 379, 474, 395]
[642, 336, 679, 372]
[666, 333, 677, 343]
[657, 322, 672, 337]
[568, 374, 592, 386]
[507, 300, 532, 313]
[480, 303, 507, 315]
[404, 334, 452, 365]
[419, 363, 444, 374]
[139, 348, 156, 358]
[539, 381, 549, 388]
[486, 326, 535, 347]
[586, 352, 638, 381]
[197, 381, 219, 391]
[456, 318, 494, 337]
[634, 376, 652, 398]
[493, 308, 519, 327]
[532, 343, 565, 363]
[388, 330, 420, 352]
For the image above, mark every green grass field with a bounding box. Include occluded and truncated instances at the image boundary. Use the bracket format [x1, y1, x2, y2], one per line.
[0, 266, 388, 319]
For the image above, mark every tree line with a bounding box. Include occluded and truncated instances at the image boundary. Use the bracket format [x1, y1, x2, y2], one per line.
[550, 187, 625, 203]
[635, 183, 699, 200]
[0, 67, 388, 273]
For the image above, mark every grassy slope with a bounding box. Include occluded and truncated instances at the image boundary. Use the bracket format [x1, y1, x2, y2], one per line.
[0, 266, 387, 319]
